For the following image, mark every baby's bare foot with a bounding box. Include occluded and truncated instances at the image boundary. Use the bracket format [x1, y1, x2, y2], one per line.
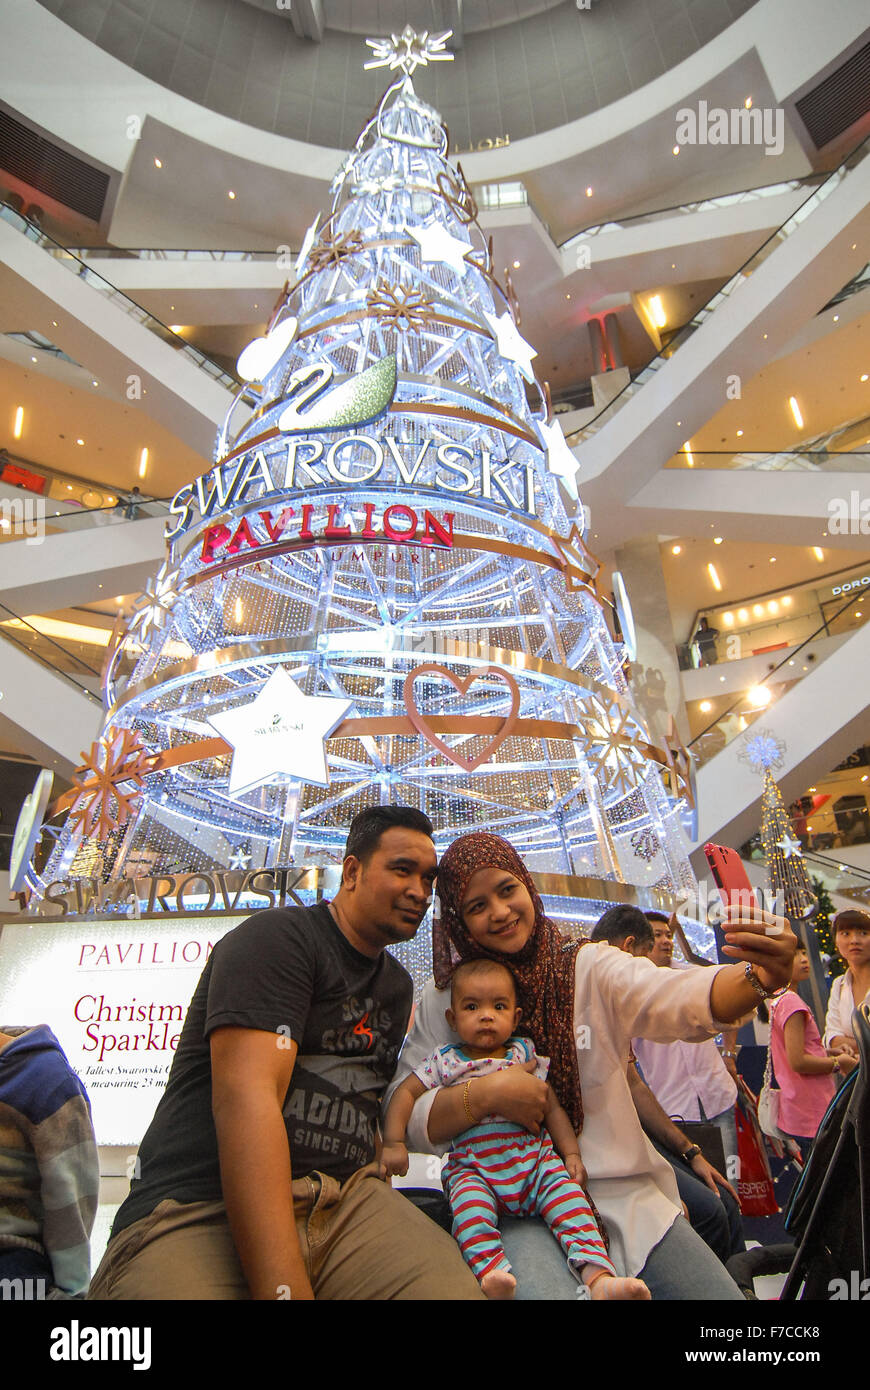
[480, 1268, 517, 1300]
[589, 1275, 650, 1301]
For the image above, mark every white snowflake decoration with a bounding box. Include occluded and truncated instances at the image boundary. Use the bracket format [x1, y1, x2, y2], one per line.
[128, 562, 180, 639]
[365, 26, 454, 77]
[738, 727, 786, 774]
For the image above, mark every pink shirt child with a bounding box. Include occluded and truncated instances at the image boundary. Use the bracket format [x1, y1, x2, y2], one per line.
[769, 991, 835, 1138]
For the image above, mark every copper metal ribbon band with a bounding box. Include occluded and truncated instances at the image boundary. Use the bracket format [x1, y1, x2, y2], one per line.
[50, 717, 671, 818]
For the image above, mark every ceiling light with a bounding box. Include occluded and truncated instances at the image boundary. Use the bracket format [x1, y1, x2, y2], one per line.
[861, 374, 868, 382]
[139, 447, 149, 478]
[769, 556, 777, 563]
[92, 379, 98, 387]
[707, 563, 722, 591]
[768, 600, 779, 613]
[512, 260, 520, 269]
[753, 604, 764, 617]
[699, 700, 712, 713]
[744, 97, 753, 109]
[789, 395, 804, 428]
[672, 145, 680, 156]
[566, 294, 571, 300]
[51, 320, 57, 327]
[671, 544, 682, 555]
[747, 685, 772, 708]
[782, 595, 792, 607]
[713, 536, 723, 545]
[722, 612, 734, 626]
[649, 295, 666, 328]
[683, 443, 694, 467]
[738, 608, 749, 622]
[169, 325, 183, 333]
[736, 429, 743, 437]
[833, 314, 839, 322]
[154, 157, 162, 168]
[719, 675, 726, 682]
[813, 546, 824, 561]
[13, 406, 24, 439]
[76, 438, 84, 446]
[228, 190, 236, 200]
[30, 355, 37, 363]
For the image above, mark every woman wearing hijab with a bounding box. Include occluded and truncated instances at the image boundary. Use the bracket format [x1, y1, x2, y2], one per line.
[387, 831, 796, 1299]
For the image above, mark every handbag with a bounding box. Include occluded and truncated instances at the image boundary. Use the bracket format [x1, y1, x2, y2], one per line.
[757, 999, 788, 1141]
[734, 1081, 779, 1216]
[673, 1120, 727, 1176]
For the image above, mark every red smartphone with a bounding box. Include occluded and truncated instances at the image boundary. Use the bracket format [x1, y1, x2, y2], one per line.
[703, 842, 759, 912]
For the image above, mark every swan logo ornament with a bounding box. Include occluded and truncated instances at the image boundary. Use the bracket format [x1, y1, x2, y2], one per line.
[277, 354, 397, 435]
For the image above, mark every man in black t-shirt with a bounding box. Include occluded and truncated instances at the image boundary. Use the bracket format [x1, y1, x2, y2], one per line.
[89, 806, 483, 1300]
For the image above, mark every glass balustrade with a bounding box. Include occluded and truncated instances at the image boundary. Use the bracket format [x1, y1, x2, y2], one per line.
[686, 588, 867, 769]
[565, 135, 870, 445]
[560, 173, 824, 251]
[0, 203, 239, 390]
[0, 601, 106, 702]
[0, 450, 172, 524]
[685, 561, 870, 673]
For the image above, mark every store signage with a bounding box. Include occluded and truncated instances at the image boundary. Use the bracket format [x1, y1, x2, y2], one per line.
[35, 867, 324, 918]
[831, 575, 870, 597]
[165, 436, 538, 541]
[0, 914, 247, 1144]
[199, 498, 454, 566]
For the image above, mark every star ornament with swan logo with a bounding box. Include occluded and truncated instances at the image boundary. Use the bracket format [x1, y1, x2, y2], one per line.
[364, 26, 454, 77]
[206, 667, 353, 797]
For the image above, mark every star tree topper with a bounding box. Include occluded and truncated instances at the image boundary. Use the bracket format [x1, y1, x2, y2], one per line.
[365, 26, 454, 77]
[207, 668, 353, 796]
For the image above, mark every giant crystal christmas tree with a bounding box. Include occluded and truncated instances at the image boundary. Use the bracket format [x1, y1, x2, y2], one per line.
[32, 33, 697, 929]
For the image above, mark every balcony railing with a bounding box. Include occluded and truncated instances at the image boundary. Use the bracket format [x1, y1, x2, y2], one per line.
[566, 134, 870, 445]
[0, 202, 239, 391]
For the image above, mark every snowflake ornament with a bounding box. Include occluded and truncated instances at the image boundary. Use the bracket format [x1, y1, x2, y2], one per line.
[738, 727, 786, 774]
[68, 728, 156, 841]
[364, 26, 454, 77]
[129, 562, 180, 640]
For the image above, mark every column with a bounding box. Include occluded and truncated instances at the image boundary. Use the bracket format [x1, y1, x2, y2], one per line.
[613, 535, 690, 745]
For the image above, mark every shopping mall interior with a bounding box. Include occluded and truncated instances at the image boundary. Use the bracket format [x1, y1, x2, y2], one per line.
[0, 0, 869, 1304]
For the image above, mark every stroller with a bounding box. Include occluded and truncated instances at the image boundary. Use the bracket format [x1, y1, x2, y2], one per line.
[726, 1002, 869, 1299]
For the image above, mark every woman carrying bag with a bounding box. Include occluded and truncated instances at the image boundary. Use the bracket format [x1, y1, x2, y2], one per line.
[768, 944, 853, 1159]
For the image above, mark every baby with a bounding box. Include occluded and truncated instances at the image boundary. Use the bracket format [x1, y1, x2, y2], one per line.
[382, 958, 649, 1300]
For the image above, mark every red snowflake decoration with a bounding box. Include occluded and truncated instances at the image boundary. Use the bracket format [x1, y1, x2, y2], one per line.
[68, 729, 157, 841]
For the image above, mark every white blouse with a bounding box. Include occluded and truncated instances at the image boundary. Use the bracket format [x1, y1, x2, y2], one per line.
[823, 972, 870, 1047]
[387, 942, 729, 1277]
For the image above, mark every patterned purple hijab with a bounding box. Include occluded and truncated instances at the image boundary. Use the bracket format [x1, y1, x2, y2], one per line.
[433, 832, 587, 1132]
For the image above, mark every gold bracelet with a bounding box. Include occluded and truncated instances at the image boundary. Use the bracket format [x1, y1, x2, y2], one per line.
[463, 1079, 475, 1126]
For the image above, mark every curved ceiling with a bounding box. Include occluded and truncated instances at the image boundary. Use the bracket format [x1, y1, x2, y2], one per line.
[36, 0, 758, 151]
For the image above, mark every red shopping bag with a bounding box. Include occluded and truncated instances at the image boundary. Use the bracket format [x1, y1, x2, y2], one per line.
[735, 1084, 779, 1216]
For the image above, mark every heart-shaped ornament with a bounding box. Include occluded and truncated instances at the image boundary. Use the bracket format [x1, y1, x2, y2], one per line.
[236, 316, 298, 382]
[402, 664, 520, 772]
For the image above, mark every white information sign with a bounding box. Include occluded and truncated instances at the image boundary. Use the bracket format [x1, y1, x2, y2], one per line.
[0, 914, 247, 1146]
